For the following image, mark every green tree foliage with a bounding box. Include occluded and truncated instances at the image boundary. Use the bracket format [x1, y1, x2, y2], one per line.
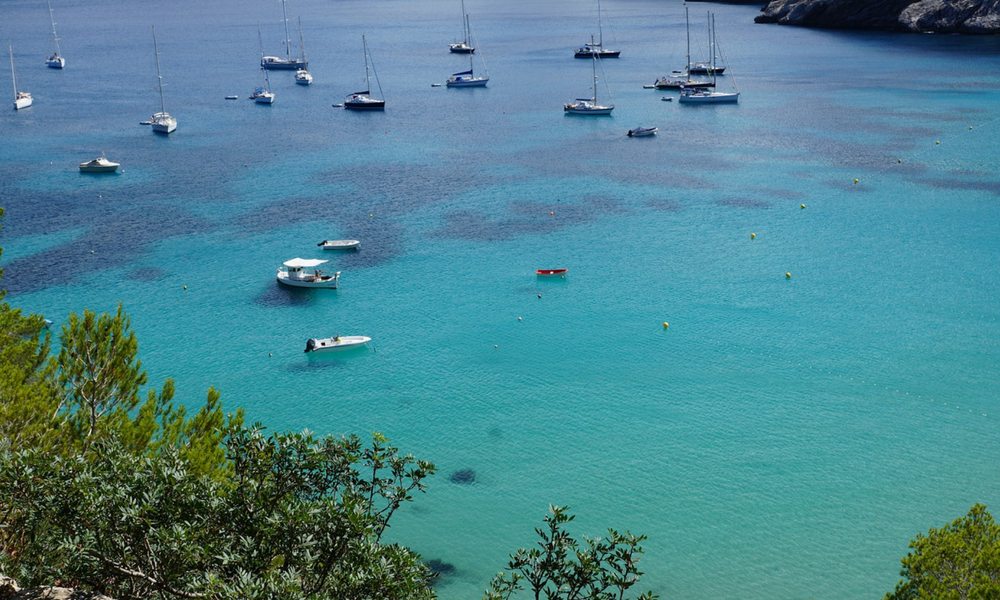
[484, 505, 658, 600]
[885, 504, 1000, 600]
[0, 208, 61, 451]
[0, 427, 436, 600]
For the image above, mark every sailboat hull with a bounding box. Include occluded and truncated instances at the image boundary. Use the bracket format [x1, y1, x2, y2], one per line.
[446, 77, 488, 87]
[14, 96, 32, 110]
[46, 56, 65, 69]
[344, 101, 384, 110]
[261, 57, 307, 70]
[151, 113, 177, 133]
[574, 49, 619, 58]
[678, 91, 739, 104]
[449, 44, 474, 54]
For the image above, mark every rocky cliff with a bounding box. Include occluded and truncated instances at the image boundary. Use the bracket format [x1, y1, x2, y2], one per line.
[754, 0, 1000, 33]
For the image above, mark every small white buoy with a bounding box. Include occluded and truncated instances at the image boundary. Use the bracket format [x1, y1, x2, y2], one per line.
[269, 353, 273, 357]
[494, 344, 498, 348]
[518, 317, 522, 321]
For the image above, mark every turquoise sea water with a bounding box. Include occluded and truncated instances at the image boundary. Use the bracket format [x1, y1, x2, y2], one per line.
[3, 0, 1000, 598]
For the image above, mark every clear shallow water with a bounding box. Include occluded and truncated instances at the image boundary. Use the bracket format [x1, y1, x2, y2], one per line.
[2, 0, 1000, 598]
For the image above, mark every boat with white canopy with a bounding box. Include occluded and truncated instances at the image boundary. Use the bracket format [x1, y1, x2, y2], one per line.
[276, 258, 341, 288]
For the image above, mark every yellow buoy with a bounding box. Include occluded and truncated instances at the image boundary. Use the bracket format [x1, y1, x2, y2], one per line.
[183, 285, 187, 290]
[936, 141, 940, 145]
[854, 179, 859, 184]
[750, 232, 755, 239]
[369, 214, 373, 218]
[663, 322, 669, 328]
[785, 272, 791, 278]
[898, 159, 901, 163]
[800, 204, 805, 209]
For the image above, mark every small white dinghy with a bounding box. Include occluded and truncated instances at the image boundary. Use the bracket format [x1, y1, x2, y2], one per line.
[304, 335, 371, 353]
[317, 239, 360, 250]
[627, 127, 657, 137]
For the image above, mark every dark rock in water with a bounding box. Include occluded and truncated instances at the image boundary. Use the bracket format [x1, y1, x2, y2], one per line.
[755, 0, 1000, 34]
[426, 558, 457, 577]
[449, 469, 476, 484]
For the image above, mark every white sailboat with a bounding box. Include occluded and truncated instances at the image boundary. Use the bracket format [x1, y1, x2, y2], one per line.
[10, 41, 32, 110]
[446, 17, 488, 87]
[261, 0, 306, 70]
[449, 0, 475, 53]
[150, 27, 177, 133]
[45, 0, 65, 69]
[653, 6, 713, 90]
[564, 54, 613, 115]
[344, 35, 384, 110]
[575, 0, 619, 59]
[294, 17, 312, 85]
[679, 12, 738, 104]
[252, 23, 276, 104]
[689, 12, 725, 75]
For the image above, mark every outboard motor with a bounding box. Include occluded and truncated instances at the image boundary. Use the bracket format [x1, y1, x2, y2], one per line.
[304, 338, 316, 353]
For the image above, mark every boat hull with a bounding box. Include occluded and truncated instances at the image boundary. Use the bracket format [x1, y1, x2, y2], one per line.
[261, 57, 307, 70]
[446, 77, 488, 87]
[254, 94, 275, 104]
[678, 91, 739, 104]
[151, 112, 177, 133]
[574, 49, 619, 58]
[276, 273, 339, 288]
[46, 56, 65, 69]
[344, 100, 384, 110]
[14, 96, 32, 110]
[305, 336, 371, 353]
[564, 106, 613, 115]
[320, 240, 360, 250]
[79, 162, 119, 173]
[449, 44, 475, 54]
[537, 269, 568, 277]
[628, 128, 657, 137]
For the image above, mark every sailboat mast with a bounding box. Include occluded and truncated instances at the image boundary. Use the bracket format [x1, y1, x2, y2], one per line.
[711, 12, 717, 86]
[152, 26, 166, 114]
[257, 23, 270, 91]
[363, 35, 371, 92]
[47, 0, 61, 57]
[685, 6, 691, 75]
[298, 16, 306, 64]
[592, 55, 598, 103]
[460, 0, 469, 44]
[9, 41, 17, 96]
[281, 0, 292, 62]
[597, 0, 603, 48]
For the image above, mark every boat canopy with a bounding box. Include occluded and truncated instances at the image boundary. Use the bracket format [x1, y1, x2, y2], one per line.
[283, 258, 328, 268]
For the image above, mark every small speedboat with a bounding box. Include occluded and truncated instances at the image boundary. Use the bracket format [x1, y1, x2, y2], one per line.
[225, 95, 238, 100]
[79, 152, 120, 173]
[140, 120, 152, 125]
[317, 239, 360, 251]
[628, 127, 657, 137]
[660, 97, 673, 102]
[304, 335, 371, 353]
[537, 268, 568, 277]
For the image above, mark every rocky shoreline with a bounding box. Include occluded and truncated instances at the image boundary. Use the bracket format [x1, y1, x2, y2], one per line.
[754, 0, 1000, 34]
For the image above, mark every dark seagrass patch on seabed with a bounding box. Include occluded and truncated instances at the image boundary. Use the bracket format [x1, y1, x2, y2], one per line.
[426, 558, 457, 578]
[128, 267, 167, 281]
[449, 469, 476, 484]
[646, 198, 683, 212]
[716, 197, 772, 209]
[0, 207, 212, 296]
[254, 286, 314, 308]
[921, 177, 1000, 196]
[430, 196, 626, 241]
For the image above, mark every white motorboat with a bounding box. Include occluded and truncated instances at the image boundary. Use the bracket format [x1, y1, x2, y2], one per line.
[45, 0, 65, 69]
[79, 152, 120, 173]
[627, 127, 657, 137]
[277, 258, 340, 288]
[564, 55, 613, 115]
[574, 0, 620, 58]
[449, 0, 475, 53]
[344, 36, 385, 110]
[304, 335, 371, 353]
[150, 27, 177, 133]
[317, 239, 360, 250]
[9, 42, 32, 110]
[253, 24, 276, 104]
[260, 0, 307, 70]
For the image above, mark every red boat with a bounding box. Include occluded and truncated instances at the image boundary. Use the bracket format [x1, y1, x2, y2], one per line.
[536, 269, 568, 277]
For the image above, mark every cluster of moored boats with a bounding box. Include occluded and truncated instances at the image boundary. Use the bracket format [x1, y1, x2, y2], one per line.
[11, 0, 738, 132]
